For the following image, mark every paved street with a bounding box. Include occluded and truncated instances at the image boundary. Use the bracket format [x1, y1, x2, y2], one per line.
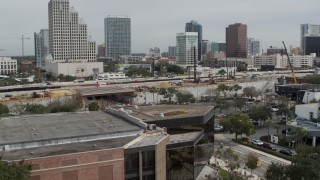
[212, 133, 291, 178]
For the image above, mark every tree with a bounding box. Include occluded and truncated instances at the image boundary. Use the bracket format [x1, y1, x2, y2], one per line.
[0, 104, 9, 116]
[237, 63, 247, 72]
[126, 68, 151, 77]
[265, 162, 287, 180]
[25, 104, 47, 114]
[249, 106, 272, 125]
[222, 148, 240, 178]
[230, 84, 242, 98]
[88, 102, 100, 111]
[104, 61, 118, 72]
[289, 127, 309, 145]
[220, 113, 254, 139]
[165, 87, 178, 102]
[265, 120, 273, 139]
[217, 69, 226, 80]
[149, 87, 158, 103]
[245, 153, 259, 175]
[274, 124, 281, 136]
[217, 84, 230, 99]
[176, 91, 195, 104]
[0, 157, 32, 180]
[303, 74, 320, 84]
[243, 86, 257, 99]
[234, 98, 246, 112]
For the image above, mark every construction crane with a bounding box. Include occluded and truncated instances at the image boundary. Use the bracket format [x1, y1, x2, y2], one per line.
[282, 41, 297, 84]
[0, 35, 30, 57]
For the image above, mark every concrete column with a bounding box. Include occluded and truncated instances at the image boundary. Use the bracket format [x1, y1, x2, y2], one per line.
[139, 151, 143, 180]
[312, 136, 316, 147]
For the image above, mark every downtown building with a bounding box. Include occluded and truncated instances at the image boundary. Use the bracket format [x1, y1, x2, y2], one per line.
[176, 32, 198, 66]
[301, 23, 320, 53]
[104, 16, 131, 61]
[45, 0, 102, 77]
[185, 20, 202, 60]
[247, 38, 260, 57]
[226, 23, 247, 58]
[34, 29, 49, 69]
[168, 46, 176, 58]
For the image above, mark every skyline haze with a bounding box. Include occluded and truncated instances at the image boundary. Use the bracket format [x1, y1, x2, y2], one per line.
[0, 0, 319, 56]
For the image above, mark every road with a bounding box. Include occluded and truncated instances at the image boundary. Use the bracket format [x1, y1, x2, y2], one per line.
[213, 133, 291, 178]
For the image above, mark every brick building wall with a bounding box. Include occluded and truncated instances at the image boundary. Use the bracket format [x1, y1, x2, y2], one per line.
[27, 148, 125, 180]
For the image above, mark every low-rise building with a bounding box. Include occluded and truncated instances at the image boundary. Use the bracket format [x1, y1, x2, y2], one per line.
[45, 61, 103, 77]
[0, 57, 17, 75]
[295, 103, 320, 120]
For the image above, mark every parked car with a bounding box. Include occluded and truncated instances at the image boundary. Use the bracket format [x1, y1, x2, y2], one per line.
[262, 143, 276, 151]
[251, 139, 264, 146]
[279, 149, 296, 156]
[216, 114, 226, 118]
[251, 120, 259, 126]
[214, 125, 224, 132]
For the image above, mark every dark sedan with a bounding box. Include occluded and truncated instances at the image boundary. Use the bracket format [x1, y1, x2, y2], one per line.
[279, 149, 296, 156]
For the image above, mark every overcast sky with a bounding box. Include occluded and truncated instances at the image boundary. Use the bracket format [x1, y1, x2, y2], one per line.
[0, 0, 319, 56]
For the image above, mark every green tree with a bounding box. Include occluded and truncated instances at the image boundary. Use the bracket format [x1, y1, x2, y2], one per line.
[289, 127, 309, 145]
[25, 104, 47, 114]
[126, 68, 151, 77]
[249, 106, 272, 125]
[222, 148, 240, 178]
[0, 104, 9, 116]
[165, 87, 178, 102]
[104, 61, 118, 72]
[303, 74, 320, 84]
[230, 84, 242, 98]
[234, 98, 246, 112]
[149, 87, 158, 103]
[220, 113, 254, 139]
[217, 69, 226, 80]
[265, 163, 287, 180]
[0, 157, 32, 180]
[236, 63, 247, 72]
[245, 153, 259, 175]
[88, 102, 100, 111]
[176, 91, 195, 104]
[243, 86, 257, 99]
[217, 84, 230, 99]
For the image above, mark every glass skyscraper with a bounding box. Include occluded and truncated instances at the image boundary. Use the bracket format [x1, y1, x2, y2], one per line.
[185, 21, 202, 61]
[176, 32, 198, 66]
[34, 29, 49, 68]
[104, 16, 131, 61]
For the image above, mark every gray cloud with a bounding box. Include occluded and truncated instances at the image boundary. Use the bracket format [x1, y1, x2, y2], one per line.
[0, 0, 319, 56]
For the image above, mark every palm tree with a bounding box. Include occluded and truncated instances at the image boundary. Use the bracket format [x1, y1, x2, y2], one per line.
[290, 127, 309, 146]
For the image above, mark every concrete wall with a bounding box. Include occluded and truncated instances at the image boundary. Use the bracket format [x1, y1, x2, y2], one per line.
[295, 103, 320, 120]
[302, 91, 320, 104]
[155, 135, 170, 180]
[27, 148, 124, 180]
[45, 62, 103, 77]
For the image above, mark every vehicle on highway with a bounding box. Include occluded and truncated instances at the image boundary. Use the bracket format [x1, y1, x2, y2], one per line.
[279, 149, 296, 156]
[251, 139, 264, 146]
[262, 143, 276, 151]
[214, 125, 224, 132]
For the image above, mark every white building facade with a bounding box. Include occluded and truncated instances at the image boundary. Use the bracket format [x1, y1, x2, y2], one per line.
[0, 57, 17, 75]
[254, 54, 285, 69]
[176, 32, 198, 66]
[48, 0, 96, 62]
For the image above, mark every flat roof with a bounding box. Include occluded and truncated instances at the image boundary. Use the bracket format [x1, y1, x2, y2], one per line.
[1, 136, 137, 161]
[0, 111, 143, 147]
[127, 133, 168, 149]
[75, 86, 135, 96]
[276, 84, 320, 89]
[167, 131, 204, 149]
[124, 104, 214, 122]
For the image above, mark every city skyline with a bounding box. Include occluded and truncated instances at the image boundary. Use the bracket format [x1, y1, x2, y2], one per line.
[0, 0, 319, 56]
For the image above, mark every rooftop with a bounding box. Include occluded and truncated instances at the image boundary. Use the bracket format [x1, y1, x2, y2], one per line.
[126, 133, 168, 149]
[0, 111, 144, 151]
[75, 86, 135, 97]
[276, 83, 320, 89]
[124, 104, 213, 122]
[1, 136, 137, 161]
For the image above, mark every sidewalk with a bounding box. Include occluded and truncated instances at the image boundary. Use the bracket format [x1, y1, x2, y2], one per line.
[209, 157, 261, 180]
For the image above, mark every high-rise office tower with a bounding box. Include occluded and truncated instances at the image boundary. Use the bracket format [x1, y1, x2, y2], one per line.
[149, 47, 160, 57]
[226, 23, 247, 58]
[48, 0, 96, 62]
[247, 38, 261, 56]
[185, 20, 202, 61]
[168, 46, 176, 58]
[34, 29, 49, 68]
[301, 24, 320, 54]
[305, 36, 320, 57]
[104, 16, 131, 61]
[176, 32, 198, 66]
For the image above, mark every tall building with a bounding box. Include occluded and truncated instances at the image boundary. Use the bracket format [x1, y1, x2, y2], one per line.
[0, 57, 17, 75]
[185, 20, 202, 61]
[168, 46, 176, 58]
[104, 16, 131, 61]
[226, 23, 247, 58]
[34, 29, 49, 68]
[208, 42, 226, 53]
[301, 24, 320, 51]
[149, 47, 160, 58]
[97, 43, 106, 58]
[176, 32, 198, 66]
[48, 0, 96, 62]
[247, 38, 261, 56]
[305, 36, 320, 57]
